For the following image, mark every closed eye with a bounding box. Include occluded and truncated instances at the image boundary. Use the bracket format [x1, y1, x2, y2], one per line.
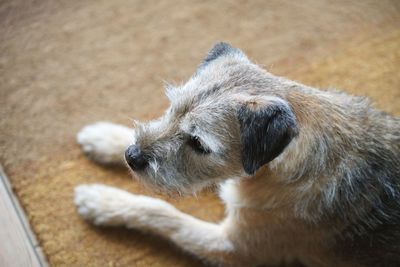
[187, 136, 210, 154]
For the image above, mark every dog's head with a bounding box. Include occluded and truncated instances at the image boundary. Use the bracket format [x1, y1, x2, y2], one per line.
[126, 43, 298, 193]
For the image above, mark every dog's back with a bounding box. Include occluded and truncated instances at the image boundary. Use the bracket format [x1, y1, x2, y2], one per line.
[300, 90, 400, 266]
[335, 103, 400, 267]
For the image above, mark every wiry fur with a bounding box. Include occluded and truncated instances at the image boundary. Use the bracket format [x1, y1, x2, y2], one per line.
[75, 43, 400, 267]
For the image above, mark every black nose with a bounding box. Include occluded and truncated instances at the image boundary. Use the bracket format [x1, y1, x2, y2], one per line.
[125, 145, 148, 171]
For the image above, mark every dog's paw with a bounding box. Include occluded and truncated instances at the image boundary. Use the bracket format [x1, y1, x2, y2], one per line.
[74, 184, 179, 229]
[74, 184, 136, 226]
[77, 122, 134, 164]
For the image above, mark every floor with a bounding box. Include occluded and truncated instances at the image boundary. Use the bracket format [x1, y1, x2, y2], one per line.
[1, 0, 399, 266]
[0, 165, 48, 267]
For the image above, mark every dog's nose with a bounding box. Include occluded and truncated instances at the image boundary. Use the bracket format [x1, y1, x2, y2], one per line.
[125, 145, 148, 171]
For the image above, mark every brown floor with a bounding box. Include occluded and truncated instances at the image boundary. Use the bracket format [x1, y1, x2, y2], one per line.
[0, 164, 48, 267]
[1, 0, 399, 266]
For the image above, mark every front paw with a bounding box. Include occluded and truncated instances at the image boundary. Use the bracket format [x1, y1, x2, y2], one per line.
[77, 122, 134, 164]
[74, 184, 135, 226]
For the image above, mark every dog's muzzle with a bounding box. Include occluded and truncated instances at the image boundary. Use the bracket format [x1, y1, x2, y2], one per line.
[125, 145, 148, 171]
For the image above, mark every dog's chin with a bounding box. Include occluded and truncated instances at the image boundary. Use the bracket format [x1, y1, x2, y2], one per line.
[127, 168, 214, 196]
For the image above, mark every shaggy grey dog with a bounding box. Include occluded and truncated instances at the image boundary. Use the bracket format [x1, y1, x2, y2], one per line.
[75, 43, 400, 267]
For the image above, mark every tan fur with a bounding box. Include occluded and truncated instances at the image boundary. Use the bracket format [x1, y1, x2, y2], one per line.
[75, 43, 400, 267]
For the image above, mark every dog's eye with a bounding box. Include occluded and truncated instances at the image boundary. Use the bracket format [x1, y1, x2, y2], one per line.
[187, 136, 210, 154]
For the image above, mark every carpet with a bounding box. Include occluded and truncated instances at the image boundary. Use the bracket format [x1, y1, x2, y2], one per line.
[1, 0, 399, 266]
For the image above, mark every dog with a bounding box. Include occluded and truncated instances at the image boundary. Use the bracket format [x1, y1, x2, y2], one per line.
[74, 43, 400, 267]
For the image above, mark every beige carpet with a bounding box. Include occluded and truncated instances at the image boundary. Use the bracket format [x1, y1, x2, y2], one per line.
[1, 0, 399, 266]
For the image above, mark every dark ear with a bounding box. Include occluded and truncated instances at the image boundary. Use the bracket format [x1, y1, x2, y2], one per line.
[199, 42, 248, 69]
[237, 97, 299, 175]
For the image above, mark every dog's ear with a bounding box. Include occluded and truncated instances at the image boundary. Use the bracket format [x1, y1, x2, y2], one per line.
[199, 42, 248, 69]
[237, 96, 299, 175]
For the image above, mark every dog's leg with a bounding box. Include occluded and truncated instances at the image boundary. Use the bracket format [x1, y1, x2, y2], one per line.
[77, 122, 134, 164]
[74, 184, 237, 265]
